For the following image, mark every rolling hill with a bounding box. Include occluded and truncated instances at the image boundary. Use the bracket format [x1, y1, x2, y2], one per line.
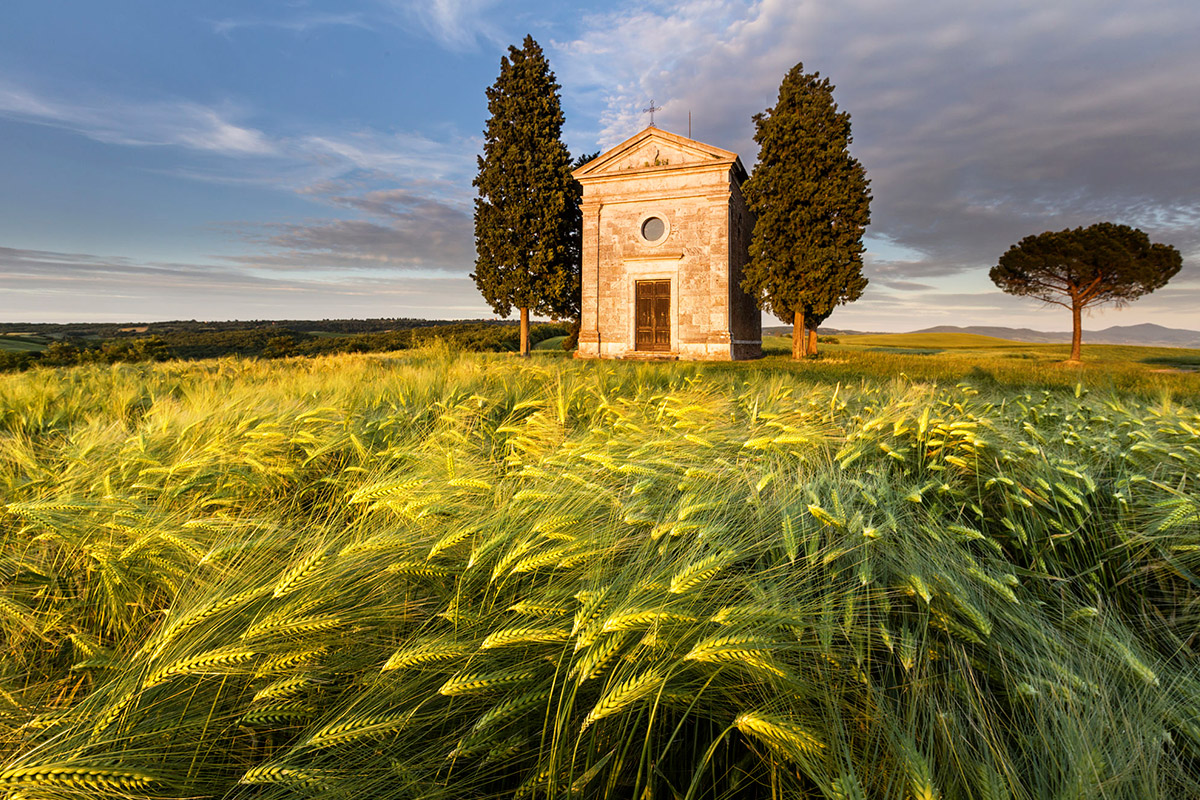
[764, 323, 1200, 348]
[913, 323, 1200, 348]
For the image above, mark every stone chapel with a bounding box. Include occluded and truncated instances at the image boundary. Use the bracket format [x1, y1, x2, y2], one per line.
[573, 127, 762, 360]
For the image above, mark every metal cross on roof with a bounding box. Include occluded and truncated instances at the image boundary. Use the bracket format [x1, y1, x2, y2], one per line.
[642, 99, 662, 127]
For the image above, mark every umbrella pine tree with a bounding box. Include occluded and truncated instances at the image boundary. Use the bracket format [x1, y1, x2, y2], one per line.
[990, 223, 1182, 362]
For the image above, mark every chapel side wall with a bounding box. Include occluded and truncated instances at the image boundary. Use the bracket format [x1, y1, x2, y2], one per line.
[727, 181, 762, 359]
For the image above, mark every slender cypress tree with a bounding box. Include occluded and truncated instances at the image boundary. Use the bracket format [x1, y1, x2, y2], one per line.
[741, 63, 871, 358]
[472, 36, 576, 357]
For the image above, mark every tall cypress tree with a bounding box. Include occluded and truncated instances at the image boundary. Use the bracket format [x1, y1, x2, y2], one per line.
[741, 63, 871, 358]
[472, 36, 576, 357]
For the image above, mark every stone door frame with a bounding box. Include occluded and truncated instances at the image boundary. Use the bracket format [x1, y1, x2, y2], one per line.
[622, 261, 678, 356]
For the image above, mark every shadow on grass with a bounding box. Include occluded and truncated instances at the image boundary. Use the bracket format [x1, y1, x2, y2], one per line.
[1141, 355, 1200, 371]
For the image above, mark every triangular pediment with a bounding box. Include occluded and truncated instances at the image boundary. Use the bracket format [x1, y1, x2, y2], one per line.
[574, 127, 745, 180]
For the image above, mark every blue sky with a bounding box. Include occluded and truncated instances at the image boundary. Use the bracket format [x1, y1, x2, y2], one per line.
[2, 0, 1198, 331]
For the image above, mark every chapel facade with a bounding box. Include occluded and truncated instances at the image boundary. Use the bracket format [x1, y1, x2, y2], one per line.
[573, 127, 761, 361]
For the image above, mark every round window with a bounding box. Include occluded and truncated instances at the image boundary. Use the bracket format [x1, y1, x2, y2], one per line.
[641, 216, 666, 242]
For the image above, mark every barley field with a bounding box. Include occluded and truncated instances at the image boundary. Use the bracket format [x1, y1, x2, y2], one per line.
[1, 349, 1197, 799]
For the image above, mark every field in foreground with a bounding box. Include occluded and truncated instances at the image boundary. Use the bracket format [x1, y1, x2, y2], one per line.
[1, 352, 1198, 799]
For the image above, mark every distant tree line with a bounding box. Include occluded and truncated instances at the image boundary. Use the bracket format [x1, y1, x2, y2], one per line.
[0, 321, 570, 373]
[0, 317, 462, 339]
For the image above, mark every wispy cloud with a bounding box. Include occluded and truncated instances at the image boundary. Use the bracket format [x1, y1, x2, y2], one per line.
[210, 1, 506, 51]
[0, 76, 482, 288]
[209, 11, 371, 37]
[0, 80, 275, 156]
[0, 246, 486, 322]
[226, 187, 474, 272]
[378, 0, 503, 50]
[228, 135, 479, 276]
[0, 78, 476, 209]
[296, 130, 478, 185]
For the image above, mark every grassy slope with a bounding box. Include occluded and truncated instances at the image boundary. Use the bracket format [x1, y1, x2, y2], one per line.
[839, 332, 1027, 348]
[532, 335, 567, 351]
[0, 352, 1197, 798]
[761, 334, 1200, 398]
[0, 335, 48, 352]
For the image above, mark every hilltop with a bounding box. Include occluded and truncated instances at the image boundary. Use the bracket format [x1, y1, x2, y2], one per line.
[763, 322, 1200, 349]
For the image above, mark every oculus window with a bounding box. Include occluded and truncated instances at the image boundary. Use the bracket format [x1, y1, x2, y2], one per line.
[640, 216, 666, 243]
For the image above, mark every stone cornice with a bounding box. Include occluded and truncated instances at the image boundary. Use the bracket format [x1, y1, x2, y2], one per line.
[623, 252, 685, 262]
[588, 189, 734, 205]
[577, 159, 737, 186]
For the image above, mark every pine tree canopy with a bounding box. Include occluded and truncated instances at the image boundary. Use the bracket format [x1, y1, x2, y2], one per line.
[472, 35, 579, 321]
[990, 223, 1182, 310]
[741, 63, 871, 328]
[989, 222, 1182, 361]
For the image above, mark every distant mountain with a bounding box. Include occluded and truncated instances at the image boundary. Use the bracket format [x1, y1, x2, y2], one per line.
[762, 326, 882, 337]
[763, 323, 1200, 348]
[913, 323, 1200, 348]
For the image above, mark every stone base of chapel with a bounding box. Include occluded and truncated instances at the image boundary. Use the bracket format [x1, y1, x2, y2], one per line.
[574, 339, 761, 362]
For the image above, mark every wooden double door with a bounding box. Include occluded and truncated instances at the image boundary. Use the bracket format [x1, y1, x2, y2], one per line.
[635, 280, 671, 352]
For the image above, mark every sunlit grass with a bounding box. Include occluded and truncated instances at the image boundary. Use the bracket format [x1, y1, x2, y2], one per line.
[0, 350, 1197, 798]
[761, 334, 1200, 398]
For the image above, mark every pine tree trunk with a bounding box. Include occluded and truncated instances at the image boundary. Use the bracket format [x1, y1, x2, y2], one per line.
[792, 311, 808, 359]
[519, 308, 531, 358]
[1069, 303, 1082, 362]
[808, 328, 818, 356]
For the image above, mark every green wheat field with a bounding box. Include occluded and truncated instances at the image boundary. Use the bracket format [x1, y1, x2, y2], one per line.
[1, 345, 1198, 798]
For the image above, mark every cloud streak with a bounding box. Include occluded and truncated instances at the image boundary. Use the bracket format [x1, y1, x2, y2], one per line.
[209, 11, 371, 37]
[226, 187, 474, 272]
[0, 81, 275, 156]
[0, 246, 487, 323]
[379, 0, 503, 50]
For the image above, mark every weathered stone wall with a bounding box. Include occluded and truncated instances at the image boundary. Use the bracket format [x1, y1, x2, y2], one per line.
[575, 129, 761, 361]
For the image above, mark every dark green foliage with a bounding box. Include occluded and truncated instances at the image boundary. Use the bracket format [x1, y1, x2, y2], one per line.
[741, 63, 871, 357]
[990, 223, 1183, 361]
[472, 37, 578, 338]
[0, 317, 440, 339]
[0, 349, 37, 371]
[563, 317, 581, 351]
[563, 151, 600, 329]
[162, 329, 305, 360]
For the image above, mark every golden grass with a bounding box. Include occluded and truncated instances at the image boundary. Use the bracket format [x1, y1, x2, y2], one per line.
[0, 350, 1196, 798]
